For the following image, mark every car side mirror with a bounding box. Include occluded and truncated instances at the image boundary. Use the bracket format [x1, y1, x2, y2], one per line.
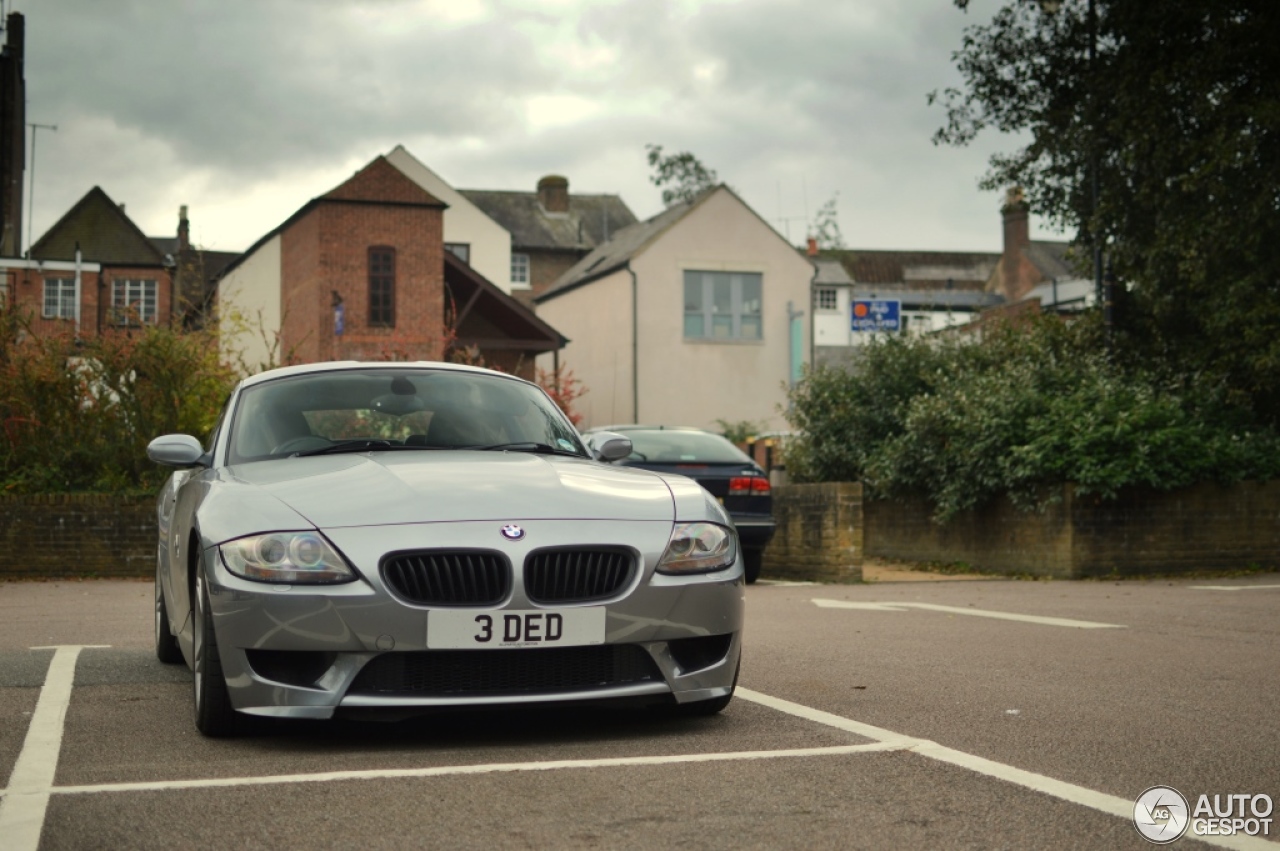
[147, 434, 210, 468]
[585, 431, 633, 463]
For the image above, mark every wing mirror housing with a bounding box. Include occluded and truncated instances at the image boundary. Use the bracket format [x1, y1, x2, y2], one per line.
[585, 431, 633, 463]
[147, 434, 210, 468]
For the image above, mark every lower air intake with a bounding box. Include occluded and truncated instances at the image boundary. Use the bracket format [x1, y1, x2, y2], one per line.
[347, 645, 661, 696]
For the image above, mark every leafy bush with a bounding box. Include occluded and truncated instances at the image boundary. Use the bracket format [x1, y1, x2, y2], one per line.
[786, 315, 1280, 522]
[0, 307, 237, 493]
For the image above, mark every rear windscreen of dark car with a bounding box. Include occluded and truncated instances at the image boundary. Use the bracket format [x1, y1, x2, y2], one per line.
[624, 431, 752, 464]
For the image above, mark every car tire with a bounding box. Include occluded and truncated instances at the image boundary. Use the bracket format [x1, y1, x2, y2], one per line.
[155, 564, 183, 665]
[192, 565, 238, 737]
[743, 549, 763, 585]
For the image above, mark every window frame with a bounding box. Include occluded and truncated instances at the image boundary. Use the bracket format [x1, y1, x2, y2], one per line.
[444, 243, 471, 264]
[42, 277, 78, 320]
[682, 270, 764, 342]
[815, 287, 839, 312]
[111, 278, 158, 325]
[511, 252, 530, 286]
[368, 246, 396, 328]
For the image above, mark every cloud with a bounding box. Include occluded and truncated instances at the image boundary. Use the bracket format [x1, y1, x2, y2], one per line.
[15, 0, 1055, 254]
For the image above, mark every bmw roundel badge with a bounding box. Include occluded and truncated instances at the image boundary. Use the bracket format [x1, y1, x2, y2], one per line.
[501, 524, 525, 541]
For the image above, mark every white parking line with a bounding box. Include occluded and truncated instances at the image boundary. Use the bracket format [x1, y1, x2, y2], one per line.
[736, 689, 1278, 851]
[0, 645, 109, 851]
[1191, 584, 1280, 592]
[5, 649, 1275, 851]
[813, 598, 1126, 629]
[49, 742, 906, 795]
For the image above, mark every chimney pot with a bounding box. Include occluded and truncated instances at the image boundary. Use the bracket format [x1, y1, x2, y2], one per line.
[537, 175, 570, 214]
[806, 236, 818, 256]
[178, 205, 190, 252]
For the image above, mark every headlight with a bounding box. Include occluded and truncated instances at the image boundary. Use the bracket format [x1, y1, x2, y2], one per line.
[220, 532, 355, 584]
[656, 522, 737, 575]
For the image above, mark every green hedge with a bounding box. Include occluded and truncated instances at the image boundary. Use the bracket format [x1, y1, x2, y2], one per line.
[786, 315, 1280, 522]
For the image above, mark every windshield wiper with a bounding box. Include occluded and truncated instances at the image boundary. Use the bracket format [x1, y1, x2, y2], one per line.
[292, 440, 449, 457]
[468, 442, 585, 458]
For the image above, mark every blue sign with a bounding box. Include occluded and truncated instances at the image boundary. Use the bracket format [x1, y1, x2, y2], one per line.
[334, 303, 345, 336]
[851, 299, 901, 332]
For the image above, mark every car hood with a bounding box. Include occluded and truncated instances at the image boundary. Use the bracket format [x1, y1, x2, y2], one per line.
[224, 451, 676, 528]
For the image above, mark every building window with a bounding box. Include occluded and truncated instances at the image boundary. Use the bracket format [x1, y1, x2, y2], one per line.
[112, 279, 157, 325]
[43, 278, 77, 319]
[683, 270, 763, 341]
[369, 247, 396, 328]
[511, 253, 530, 286]
[445, 243, 470, 264]
[815, 287, 838, 311]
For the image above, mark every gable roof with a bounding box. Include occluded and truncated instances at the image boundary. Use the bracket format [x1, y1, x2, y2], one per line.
[324, 155, 446, 206]
[821, 248, 1000, 290]
[30, 186, 166, 265]
[444, 250, 566, 352]
[217, 155, 447, 282]
[536, 186, 766, 304]
[458, 188, 637, 252]
[1023, 240, 1076, 280]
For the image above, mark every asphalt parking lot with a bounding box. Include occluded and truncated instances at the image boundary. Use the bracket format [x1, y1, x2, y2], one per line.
[2, 572, 1278, 850]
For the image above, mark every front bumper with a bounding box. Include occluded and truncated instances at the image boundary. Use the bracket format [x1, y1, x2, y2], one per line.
[204, 519, 745, 719]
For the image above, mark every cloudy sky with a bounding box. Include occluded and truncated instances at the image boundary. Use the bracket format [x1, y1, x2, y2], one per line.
[11, 0, 1053, 255]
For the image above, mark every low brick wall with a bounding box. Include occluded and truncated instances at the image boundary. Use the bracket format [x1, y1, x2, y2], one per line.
[866, 481, 1280, 578]
[761, 482, 863, 583]
[0, 494, 156, 579]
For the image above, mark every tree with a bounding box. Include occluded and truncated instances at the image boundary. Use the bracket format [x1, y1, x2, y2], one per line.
[812, 193, 846, 250]
[645, 144, 719, 206]
[931, 0, 1280, 424]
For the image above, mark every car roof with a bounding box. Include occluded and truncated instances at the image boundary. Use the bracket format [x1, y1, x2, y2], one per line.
[238, 360, 532, 390]
[587, 424, 710, 434]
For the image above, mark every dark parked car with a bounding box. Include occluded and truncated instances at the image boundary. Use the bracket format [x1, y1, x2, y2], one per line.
[587, 426, 774, 584]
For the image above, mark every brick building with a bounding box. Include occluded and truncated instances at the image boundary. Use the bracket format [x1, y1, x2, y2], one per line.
[217, 154, 565, 377]
[0, 186, 176, 338]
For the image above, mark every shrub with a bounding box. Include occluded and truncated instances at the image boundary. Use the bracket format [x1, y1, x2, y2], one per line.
[0, 307, 237, 493]
[786, 315, 1280, 522]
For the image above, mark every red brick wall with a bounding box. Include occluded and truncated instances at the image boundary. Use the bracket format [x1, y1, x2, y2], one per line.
[4, 265, 174, 337]
[0, 494, 155, 579]
[280, 201, 446, 364]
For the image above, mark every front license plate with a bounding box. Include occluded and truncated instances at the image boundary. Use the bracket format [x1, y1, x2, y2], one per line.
[428, 607, 606, 649]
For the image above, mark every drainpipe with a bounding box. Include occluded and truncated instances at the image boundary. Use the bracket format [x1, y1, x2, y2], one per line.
[627, 261, 638, 423]
[74, 242, 82, 336]
[808, 261, 818, 371]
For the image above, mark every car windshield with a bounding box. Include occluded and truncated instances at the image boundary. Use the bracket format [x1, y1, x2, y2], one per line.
[620, 430, 752, 464]
[226, 368, 586, 463]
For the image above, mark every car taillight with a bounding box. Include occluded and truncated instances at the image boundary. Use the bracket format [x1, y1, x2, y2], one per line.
[729, 476, 770, 496]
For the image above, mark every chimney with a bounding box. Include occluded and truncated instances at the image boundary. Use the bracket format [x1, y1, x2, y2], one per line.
[806, 236, 818, 257]
[537, 175, 570, 214]
[1000, 186, 1033, 300]
[1002, 186, 1030, 256]
[178, 205, 189, 252]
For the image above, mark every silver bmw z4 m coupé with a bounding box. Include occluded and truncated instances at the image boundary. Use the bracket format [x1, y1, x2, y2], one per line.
[147, 362, 744, 736]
